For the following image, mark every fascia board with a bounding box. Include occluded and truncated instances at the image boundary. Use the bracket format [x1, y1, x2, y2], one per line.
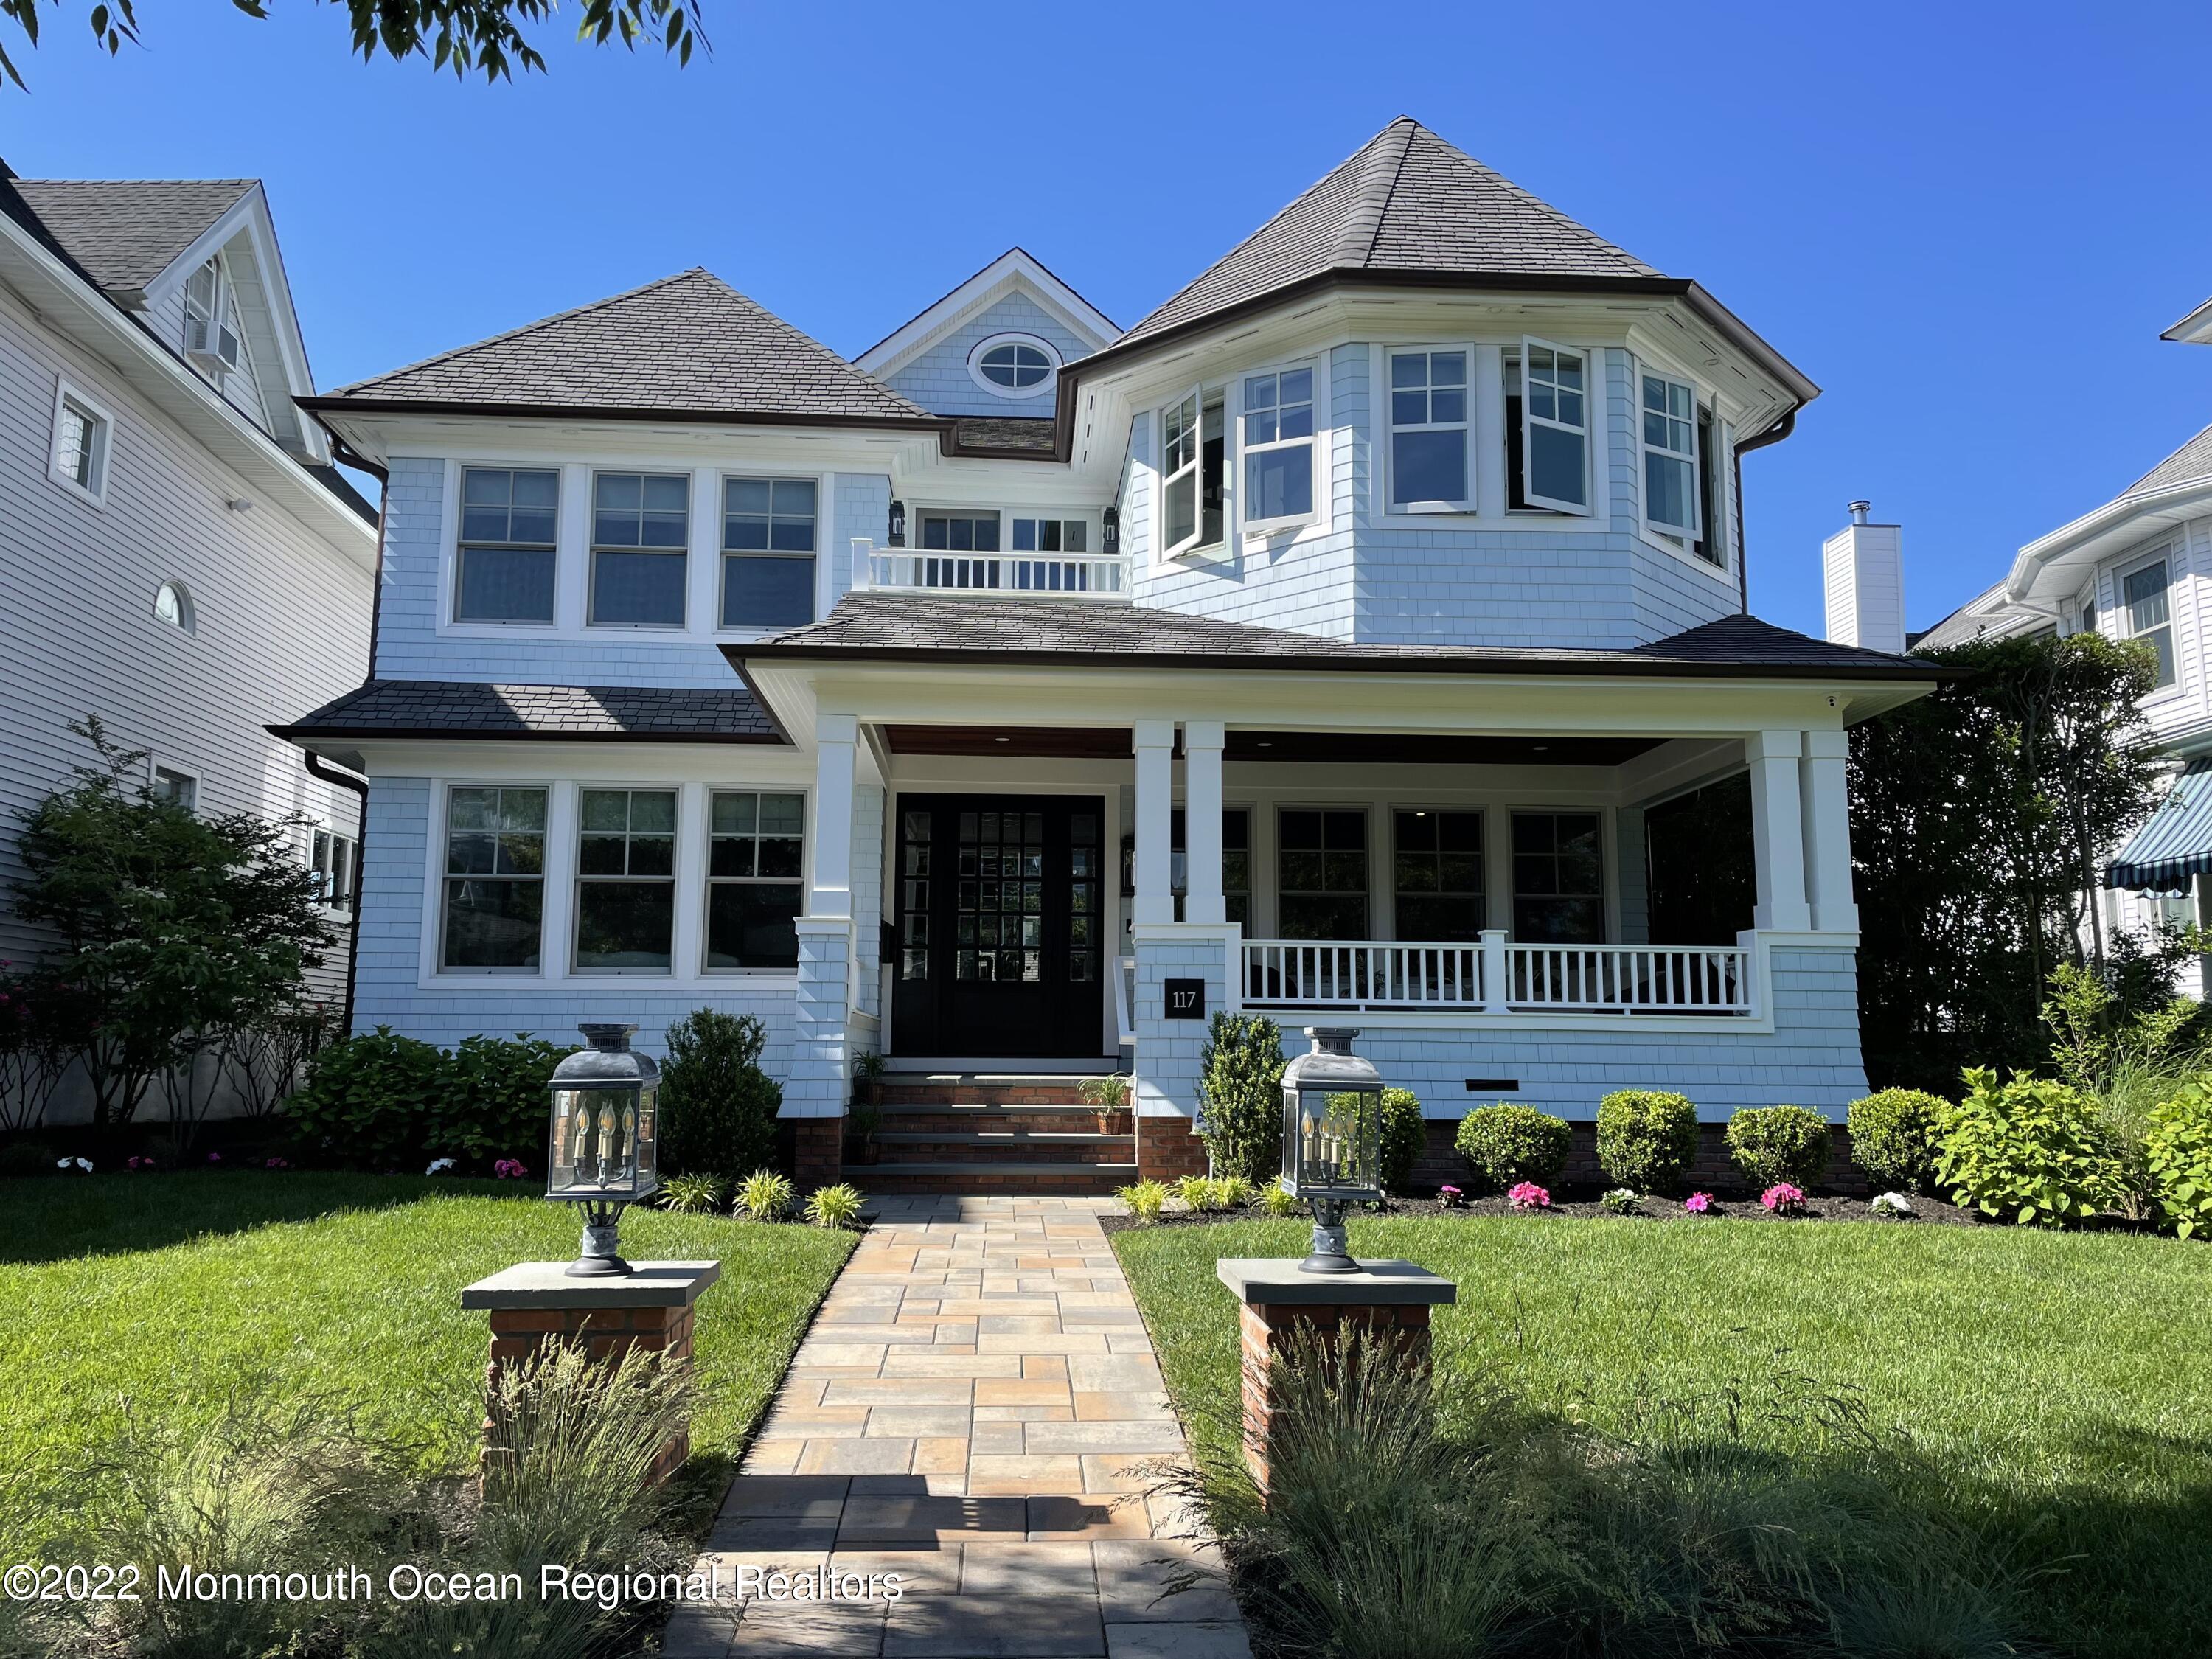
[856, 250, 1119, 380]
[2005, 479, 2212, 601]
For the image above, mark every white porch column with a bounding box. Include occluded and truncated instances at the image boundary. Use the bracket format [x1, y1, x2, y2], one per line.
[1800, 728, 1858, 933]
[1746, 729, 1812, 932]
[1133, 719, 1175, 925]
[1183, 720, 1226, 925]
[809, 713, 858, 919]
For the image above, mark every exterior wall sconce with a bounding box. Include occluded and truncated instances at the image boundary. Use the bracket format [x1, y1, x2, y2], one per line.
[1102, 506, 1119, 557]
[888, 498, 906, 547]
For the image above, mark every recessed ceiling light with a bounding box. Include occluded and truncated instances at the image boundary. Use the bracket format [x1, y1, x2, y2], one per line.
[1256, 741, 1273, 749]
[994, 736, 1011, 743]
[1533, 745, 1551, 753]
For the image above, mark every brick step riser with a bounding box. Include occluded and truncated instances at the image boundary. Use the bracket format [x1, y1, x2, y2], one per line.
[867, 1141, 1135, 1166]
[872, 1110, 1133, 1135]
[875, 1085, 1100, 1107]
[851, 1169, 1128, 1196]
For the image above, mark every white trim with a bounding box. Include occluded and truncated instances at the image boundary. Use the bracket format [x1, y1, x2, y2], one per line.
[48, 375, 112, 506]
[2119, 543, 2183, 700]
[1637, 364, 1702, 542]
[715, 469, 825, 631]
[1518, 336, 1593, 516]
[448, 458, 562, 628]
[1382, 344, 1475, 514]
[147, 758, 199, 814]
[967, 332, 1062, 400]
[1235, 358, 1321, 539]
[1156, 386, 1205, 560]
[855, 249, 1119, 380]
[586, 467, 692, 631]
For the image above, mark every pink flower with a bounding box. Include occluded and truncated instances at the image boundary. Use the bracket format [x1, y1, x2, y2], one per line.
[1438, 1183, 1464, 1208]
[492, 1158, 529, 1180]
[1684, 1192, 1713, 1214]
[1761, 1183, 1807, 1214]
[265, 1157, 290, 1170]
[1506, 1181, 1551, 1211]
[206, 1152, 223, 1164]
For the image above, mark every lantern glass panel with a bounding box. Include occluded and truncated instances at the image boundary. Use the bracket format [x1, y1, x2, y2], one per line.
[633, 1082, 659, 1189]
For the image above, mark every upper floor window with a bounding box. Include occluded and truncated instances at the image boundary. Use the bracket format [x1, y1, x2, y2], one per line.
[1388, 349, 1470, 512]
[2123, 557, 2177, 689]
[969, 333, 1059, 396]
[1012, 516, 1088, 554]
[456, 467, 558, 625]
[1691, 407, 1727, 570]
[182, 260, 241, 378]
[1641, 371, 1700, 540]
[1241, 366, 1316, 533]
[442, 785, 546, 972]
[921, 511, 1001, 552]
[590, 472, 689, 628]
[311, 828, 358, 915]
[50, 383, 111, 504]
[150, 765, 196, 813]
[575, 787, 677, 972]
[153, 581, 195, 633]
[722, 477, 817, 629]
[1509, 340, 1590, 515]
[1158, 389, 1226, 557]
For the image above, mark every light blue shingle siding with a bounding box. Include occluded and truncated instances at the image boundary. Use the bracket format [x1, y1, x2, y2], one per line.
[883, 293, 1094, 419]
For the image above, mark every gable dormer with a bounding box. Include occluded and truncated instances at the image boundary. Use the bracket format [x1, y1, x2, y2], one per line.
[855, 248, 1117, 420]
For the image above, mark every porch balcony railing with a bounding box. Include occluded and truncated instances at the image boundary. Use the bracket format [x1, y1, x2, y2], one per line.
[851, 538, 1129, 599]
[1239, 932, 1757, 1016]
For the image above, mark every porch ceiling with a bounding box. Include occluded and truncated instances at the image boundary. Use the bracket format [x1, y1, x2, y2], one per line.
[883, 725, 1135, 758]
[1225, 731, 1660, 766]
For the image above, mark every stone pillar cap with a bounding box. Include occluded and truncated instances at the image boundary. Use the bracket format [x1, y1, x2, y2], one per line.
[1217, 1257, 1457, 1306]
[461, 1260, 721, 1310]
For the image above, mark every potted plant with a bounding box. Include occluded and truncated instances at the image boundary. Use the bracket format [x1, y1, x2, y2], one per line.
[847, 1052, 887, 1164]
[1081, 1074, 1131, 1133]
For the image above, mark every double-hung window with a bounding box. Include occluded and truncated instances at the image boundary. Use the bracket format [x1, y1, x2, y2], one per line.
[442, 786, 546, 970]
[1511, 811, 1603, 944]
[1516, 339, 1590, 513]
[706, 791, 804, 970]
[51, 386, 110, 502]
[1641, 371, 1700, 539]
[311, 828, 358, 914]
[1388, 349, 1470, 511]
[456, 467, 558, 623]
[151, 766, 196, 812]
[590, 473, 689, 627]
[1277, 809, 1368, 939]
[1691, 407, 1727, 568]
[2124, 558, 2177, 689]
[722, 477, 817, 627]
[574, 788, 677, 971]
[1394, 810, 1484, 941]
[1241, 366, 1316, 532]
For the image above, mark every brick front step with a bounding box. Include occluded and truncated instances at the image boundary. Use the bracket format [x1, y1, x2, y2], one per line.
[874, 1072, 1103, 1107]
[877, 1104, 1133, 1135]
[874, 1130, 1135, 1165]
[846, 1161, 1135, 1195]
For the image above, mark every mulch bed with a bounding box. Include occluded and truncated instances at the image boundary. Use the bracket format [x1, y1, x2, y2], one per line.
[1100, 1189, 1985, 1237]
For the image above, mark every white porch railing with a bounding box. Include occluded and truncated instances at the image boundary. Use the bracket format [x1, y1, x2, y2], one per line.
[1239, 932, 1756, 1016]
[853, 538, 1129, 599]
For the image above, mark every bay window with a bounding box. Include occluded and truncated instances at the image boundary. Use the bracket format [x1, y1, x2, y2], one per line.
[1641, 371, 1700, 539]
[1388, 349, 1470, 510]
[589, 472, 689, 627]
[722, 476, 817, 627]
[1241, 366, 1316, 531]
[706, 790, 804, 970]
[1516, 339, 1590, 514]
[2124, 557, 2177, 688]
[455, 467, 557, 624]
[442, 786, 546, 970]
[574, 787, 676, 971]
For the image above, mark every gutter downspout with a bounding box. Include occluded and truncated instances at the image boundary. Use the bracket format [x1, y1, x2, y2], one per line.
[302, 749, 369, 1036]
[1732, 407, 1798, 614]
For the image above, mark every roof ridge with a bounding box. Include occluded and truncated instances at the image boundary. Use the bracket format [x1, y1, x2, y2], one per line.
[13, 176, 257, 187]
[1408, 132, 1658, 276]
[1336, 116, 1419, 270]
[333, 268, 711, 394]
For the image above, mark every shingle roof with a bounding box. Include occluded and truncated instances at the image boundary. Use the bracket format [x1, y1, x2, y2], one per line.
[2122, 421, 2212, 498]
[735, 594, 1939, 680]
[314, 270, 929, 422]
[1120, 119, 1662, 347]
[9, 178, 253, 293]
[948, 417, 1058, 454]
[271, 681, 780, 742]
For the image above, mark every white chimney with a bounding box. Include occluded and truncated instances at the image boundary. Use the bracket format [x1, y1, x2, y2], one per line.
[1823, 499, 1905, 655]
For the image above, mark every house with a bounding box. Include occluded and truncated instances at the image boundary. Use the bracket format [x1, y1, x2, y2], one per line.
[0, 166, 380, 1060]
[280, 118, 1937, 1190]
[1912, 299, 2212, 984]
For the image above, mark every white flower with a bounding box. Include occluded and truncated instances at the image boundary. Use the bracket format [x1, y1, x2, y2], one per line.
[75, 1158, 91, 1171]
[1870, 1190, 1913, 1215]
[55, 1158, 70, 1170]
[425, 1158, 456, 1175]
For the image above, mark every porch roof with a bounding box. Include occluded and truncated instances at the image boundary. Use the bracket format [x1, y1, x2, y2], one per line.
[2108, 758, 2212, 891]
[733, 594, 1947, 682]
[269, 680, 782, 765]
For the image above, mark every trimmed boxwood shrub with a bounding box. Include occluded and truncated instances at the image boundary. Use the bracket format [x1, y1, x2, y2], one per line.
[284, 1026, 563, 1171]
[1725, 1105, 1832, 1191]
[658, 1009, 781, 1177]
[1936, 1066, 2117, 1226]
[1197, 1012, 1287, 1186]
[1455, 1104, 1571, 1192]
[1596, 1090, 1700, 1194]
[1848, 1088, 1947, 1192]
[1378, 1088, 1425, 1195]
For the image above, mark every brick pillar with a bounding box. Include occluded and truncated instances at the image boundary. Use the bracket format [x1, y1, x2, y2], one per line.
[1217, 1256, 1455, 1497]
[790, 1116, 845, 1189]
[1136, 1111, 1209, 1181]
[463, 1259, 720, 1489]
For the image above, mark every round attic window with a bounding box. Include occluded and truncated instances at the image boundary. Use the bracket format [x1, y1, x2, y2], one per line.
[153, 581, 195, 633]
[969, 333, 1058, 397]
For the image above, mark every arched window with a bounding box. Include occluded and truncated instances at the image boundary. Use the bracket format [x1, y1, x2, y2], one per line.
[153, 581, 195, 633]
[968, 333, 1059, 397]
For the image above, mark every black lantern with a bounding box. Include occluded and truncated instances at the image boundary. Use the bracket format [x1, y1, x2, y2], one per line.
[546, 1023, 661, 1276]
[1279, 1028, 1382, 1273]
[888, 498, 907, 547]
[1102, 505, 1120, 557]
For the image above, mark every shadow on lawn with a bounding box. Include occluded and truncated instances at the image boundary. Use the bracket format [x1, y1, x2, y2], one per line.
[0, 1172, 528, 1265]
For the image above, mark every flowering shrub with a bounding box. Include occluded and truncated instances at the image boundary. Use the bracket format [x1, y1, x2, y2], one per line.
[492, 1158, 529, 1180]
[1506, 1181, 1551, 1211]
[1683, 1191, 1713, 1214]
[57, 1156, 91, 1173]
[1869, 1190, 1913, 1217]
[206, 1151, 223, 1165]
[1437, 1183, 1464, 1208]
[126, 1155, 156, 1171]
[264, 1156, 291, 1171]
[1600, 1187, 1638, 1215]
[1761, 1182, 1808, 1215]
[425, 1157, 456, 1176]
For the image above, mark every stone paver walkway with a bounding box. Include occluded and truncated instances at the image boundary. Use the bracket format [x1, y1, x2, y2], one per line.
[664, 1195, 1252, 1658]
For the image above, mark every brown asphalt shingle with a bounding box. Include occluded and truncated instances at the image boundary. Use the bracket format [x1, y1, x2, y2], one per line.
[10, 178, 254, 293]
[271, 681, 778, 742]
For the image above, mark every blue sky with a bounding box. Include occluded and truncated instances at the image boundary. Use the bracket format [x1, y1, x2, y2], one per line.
[6, 0, 2207, 637]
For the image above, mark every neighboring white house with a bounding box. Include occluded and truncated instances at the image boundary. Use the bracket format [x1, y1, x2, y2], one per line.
[0, 165, 381, 1082]
[1910, 301, 2212, 982]
[282, 118, 1938, 1189]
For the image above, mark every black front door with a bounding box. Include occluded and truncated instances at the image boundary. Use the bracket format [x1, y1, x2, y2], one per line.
[891, 795, 1105, 1057]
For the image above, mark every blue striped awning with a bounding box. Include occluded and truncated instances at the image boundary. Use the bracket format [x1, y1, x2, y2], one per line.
[2107, 758, 2212, 891]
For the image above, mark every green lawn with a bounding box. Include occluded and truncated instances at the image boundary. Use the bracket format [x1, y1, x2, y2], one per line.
[0, 1172, 852, 1559]
[1115, 1214, 2212, 1656]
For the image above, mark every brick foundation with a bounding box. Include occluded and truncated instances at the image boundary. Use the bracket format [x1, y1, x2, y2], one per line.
[1410, 1119, 1870, 1198]
[788, 1115, 846, 1189]
[1135, 1113, 1210, 1182]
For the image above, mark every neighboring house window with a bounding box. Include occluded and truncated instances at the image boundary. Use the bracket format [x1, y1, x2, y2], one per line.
[1388, 349, 1470, 510]
[456, 467, 558, 624]
[181, 260, 240, 378]
[1277, 809, 1368, 939]
[1510, 340, 1590, 514]
[574, 788, 677, 972]
[921, 511, 1001, 552]
[50, 386, 111, 502]
[311, 829, 358, 915]
[589, 473, 689, 627]
[1512, 811, 1603, 944]
[150, 765, 196, 812]
[2123, 558, 2177, 689]
[722, 477, 817, 628]
[1241, 366, 1316, 532]
[442, 786, 546, 971]
[706, 790, 804, 970]
[1692, 407, 1726, 568]
[1012, 517, 1088, 554]
[969, 333, 1059, 396]
[1641, 371, 1700, 539]
[1394, 810, 1484, 941]
[153, 581, 195, 633]
[2076, 597, 2096, 636]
